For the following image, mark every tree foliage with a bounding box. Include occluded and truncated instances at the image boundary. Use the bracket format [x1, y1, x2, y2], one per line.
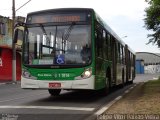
[144, 0, 160, 47]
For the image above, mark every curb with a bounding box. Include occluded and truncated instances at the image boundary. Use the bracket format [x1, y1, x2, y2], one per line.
[0, 81, 20, 86]
[84, 84, 138, 120]
[95, 84, 137, 116]
[0, 83, 6, 85]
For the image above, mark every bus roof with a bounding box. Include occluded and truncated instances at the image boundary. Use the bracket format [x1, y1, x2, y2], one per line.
[27, 8, 94, 16]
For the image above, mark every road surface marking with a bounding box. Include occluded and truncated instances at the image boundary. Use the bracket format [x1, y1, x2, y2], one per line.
[0, 105, 95, 111]
[95, 84, 137, 115]
[115, 96, 122, 100]
[0, 83, 5, 85]
[129, 86, 134, 90]
[95, 96, 122, 115]
[125, 90, 129, 93]
[0, 93, 46, 103]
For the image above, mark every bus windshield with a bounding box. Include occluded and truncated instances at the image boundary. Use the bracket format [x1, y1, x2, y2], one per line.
[23, 24, 91, 67]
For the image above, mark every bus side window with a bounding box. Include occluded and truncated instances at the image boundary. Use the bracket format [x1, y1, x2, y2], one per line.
[103, 30, 108, 60]
[95, 31, 99, 56]
[97, 31, 103, 58]
[105, 32, 108, 59]
[117, 43, 119, 63]
[117, 43, 121, 64]
[95, 31, 101, 57]
[120, 44, 123, 64]
[122, 46, 125, 64]
[95, 24, 103, 58]
[107, 34, 111, 60]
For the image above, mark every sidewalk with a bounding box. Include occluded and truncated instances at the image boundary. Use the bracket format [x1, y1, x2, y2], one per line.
[0, 80, 20, 85]
[100, 79, 160, 119]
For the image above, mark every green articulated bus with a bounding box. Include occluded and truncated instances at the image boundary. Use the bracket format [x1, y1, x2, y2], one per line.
[14, 8, 136, 96]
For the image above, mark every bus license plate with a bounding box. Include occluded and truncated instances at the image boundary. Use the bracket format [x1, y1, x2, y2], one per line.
[49, 83, 61, 88]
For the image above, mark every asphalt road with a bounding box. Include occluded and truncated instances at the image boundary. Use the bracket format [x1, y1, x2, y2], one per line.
[0, 74, 158, 120]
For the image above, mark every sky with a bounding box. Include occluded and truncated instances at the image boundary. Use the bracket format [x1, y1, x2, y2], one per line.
[0, 0, 160, 53]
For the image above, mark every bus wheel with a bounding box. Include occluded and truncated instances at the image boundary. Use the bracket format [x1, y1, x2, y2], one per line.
[129, 80, 133, 84]
[48, 89, 61, 96]
[101, 69, 111, 95]
[121, 69, 125, 87]
[100, 77, 110, 95]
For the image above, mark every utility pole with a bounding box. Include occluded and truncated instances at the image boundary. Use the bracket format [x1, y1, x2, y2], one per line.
[12, 0, 31, 83]
[12, 0, 16, 83]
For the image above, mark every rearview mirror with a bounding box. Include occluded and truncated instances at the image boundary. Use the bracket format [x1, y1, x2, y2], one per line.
[13, 28, 19, 43]
[13, 23, 25, 44]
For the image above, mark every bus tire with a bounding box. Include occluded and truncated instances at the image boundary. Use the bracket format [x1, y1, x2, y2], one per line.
[101, 68, 111, 95]
[48, 89, 61, 96]
[129, 80, 133, 84]
[128, 71, 134, 84]
[121, 69, 125, 87]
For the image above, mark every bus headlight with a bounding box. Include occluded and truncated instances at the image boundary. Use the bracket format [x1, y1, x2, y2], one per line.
[23, 70, 30, 78]
[75, 68, 92, 80]
[22, 69, 37, 80]
[83, 69, 92, 78]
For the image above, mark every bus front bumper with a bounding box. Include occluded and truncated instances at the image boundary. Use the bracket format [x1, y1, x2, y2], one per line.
[21, 76, 95, 90]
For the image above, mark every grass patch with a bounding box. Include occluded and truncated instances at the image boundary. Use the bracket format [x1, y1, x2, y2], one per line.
[145, 78, 160, 85]
[144, 79, 160, 94]
[134, 79, 160, 114]
[105, 78, 160, 114]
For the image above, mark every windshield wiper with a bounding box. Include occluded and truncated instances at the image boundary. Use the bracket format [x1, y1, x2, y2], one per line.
[39, 24, 50, 45]
[39, 24, 47, 35]
[61, 22, 75, 54]
[63, 22, 75, 41]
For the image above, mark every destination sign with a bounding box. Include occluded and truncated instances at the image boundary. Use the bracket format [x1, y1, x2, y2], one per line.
[27, 13, 88, 23]
[52, 15, 80, 22]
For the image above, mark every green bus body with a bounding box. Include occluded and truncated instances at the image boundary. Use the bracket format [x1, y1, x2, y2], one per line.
[17, 8, 135, 95]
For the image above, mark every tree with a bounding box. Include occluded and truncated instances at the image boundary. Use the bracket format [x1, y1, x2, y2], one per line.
[144, 0, 160, 47]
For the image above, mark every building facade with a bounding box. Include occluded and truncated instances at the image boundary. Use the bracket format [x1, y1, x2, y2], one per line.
[0, 16, 13, 48]
[0, 16, 21, 81]
[136, 52, 160, 74]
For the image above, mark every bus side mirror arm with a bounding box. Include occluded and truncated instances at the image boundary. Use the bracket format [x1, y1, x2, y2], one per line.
[13, 29, 19, 43]
[13, 22, 25, 43]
